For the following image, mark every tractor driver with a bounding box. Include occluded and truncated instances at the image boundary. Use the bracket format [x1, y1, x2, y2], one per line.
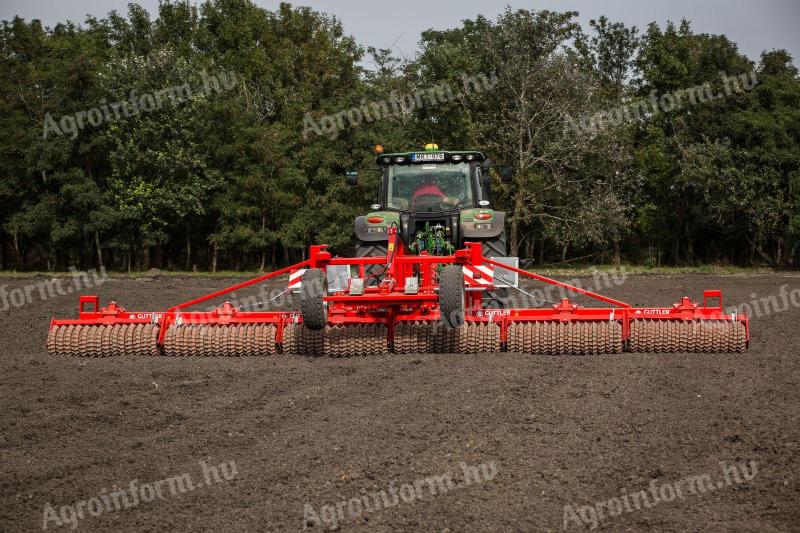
[412, 174, 460, 211]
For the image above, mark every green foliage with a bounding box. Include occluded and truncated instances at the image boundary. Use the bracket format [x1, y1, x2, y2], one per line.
[0, 3, 798, 270]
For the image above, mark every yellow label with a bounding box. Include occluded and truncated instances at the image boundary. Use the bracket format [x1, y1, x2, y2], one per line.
[388, 243, 395, 251]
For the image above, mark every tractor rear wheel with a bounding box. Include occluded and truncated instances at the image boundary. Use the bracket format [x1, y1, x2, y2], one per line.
[301, 268, 327, 330]
[480, 231, 507, 258]
[478, 232, 508, 308]
[439, 265, 465, 329]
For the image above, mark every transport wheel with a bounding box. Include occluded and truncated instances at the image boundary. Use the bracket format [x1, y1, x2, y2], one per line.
[356, 240, 388, 286]
[301, 268, 327, 331]
[439, 265, 465, 329]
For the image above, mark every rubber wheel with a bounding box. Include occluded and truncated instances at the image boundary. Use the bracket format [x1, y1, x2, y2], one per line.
[480, 231, 507, 258]
[301, 268, 327, 331]
[439, 265, 465, 329]
[356, 240, 388, 286]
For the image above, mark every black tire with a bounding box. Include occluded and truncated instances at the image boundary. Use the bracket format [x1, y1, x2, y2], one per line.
[356, 240, 388, 286]
[477, 232, 507, 308]
[480, 231, 507, 259]
[301, 268, 327, 331]
[439, 265, 465, 329]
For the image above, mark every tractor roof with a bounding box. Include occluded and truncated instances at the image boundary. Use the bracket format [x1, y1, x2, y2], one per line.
[376, 150, 486, 165]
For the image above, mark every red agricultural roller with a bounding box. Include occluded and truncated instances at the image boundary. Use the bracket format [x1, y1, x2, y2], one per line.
[47, 146, 748, 356]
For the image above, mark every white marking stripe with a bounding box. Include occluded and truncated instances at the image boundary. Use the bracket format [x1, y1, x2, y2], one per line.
[288, 268, 306, 289]
[462, 265, 493, 285]
[475, 265, 493, 278]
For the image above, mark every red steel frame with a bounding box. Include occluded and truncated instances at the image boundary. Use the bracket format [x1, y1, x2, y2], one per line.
[49, 227, 749, 350]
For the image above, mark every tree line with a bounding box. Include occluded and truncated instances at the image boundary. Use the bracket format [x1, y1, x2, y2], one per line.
[1, 1, 798, 271]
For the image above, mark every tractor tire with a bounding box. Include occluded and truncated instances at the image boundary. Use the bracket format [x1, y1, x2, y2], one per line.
[477, 232, 508, 308]
[480, 231, 507, 259]
[301, 268, 327, 331]
[356, 240, 388, 286]
[439, 265, 465, 329]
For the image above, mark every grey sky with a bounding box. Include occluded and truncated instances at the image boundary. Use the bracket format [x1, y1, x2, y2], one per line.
[2, 0, 798, 66]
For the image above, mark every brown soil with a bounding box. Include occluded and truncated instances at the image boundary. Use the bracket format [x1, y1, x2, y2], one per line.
[1, 273, 798, 532]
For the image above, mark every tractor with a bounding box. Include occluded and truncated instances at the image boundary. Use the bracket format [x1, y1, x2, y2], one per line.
[352, 143, 512, 264]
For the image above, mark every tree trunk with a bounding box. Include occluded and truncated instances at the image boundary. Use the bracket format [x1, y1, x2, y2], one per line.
[259, 212, 267, 271]
[510, 189, 524, 256]
[525, 235, 534, 261]
[746, 236, 775, 265]
[12, 229, 21, 270]
[776, 236, 786, 267]
[212, 244, 218, 273]
[561, 242, 568, 263]
[613, 237, 621, 266]
[94, 231, 104, 269]
[185, 223, 192, 270]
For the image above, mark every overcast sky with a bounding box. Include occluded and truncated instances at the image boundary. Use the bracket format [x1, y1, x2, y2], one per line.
[2, 0, 798, 66]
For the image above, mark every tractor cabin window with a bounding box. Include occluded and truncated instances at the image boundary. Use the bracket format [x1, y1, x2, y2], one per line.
[387, 162, 474, 212]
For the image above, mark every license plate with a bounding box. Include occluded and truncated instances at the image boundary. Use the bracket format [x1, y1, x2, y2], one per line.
[410, 152, 445, 162]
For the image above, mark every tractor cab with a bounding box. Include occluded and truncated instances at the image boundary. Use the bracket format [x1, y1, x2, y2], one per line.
[352, 144, 512, 259]
[381, 148, 488, 212]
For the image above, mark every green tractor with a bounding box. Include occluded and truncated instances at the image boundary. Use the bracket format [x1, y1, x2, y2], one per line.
[347, 144, 514, 300]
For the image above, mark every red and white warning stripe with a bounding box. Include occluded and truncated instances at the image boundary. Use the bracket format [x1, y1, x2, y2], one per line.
[288, 268, 306, 292]
[462, 264, 494, 287]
